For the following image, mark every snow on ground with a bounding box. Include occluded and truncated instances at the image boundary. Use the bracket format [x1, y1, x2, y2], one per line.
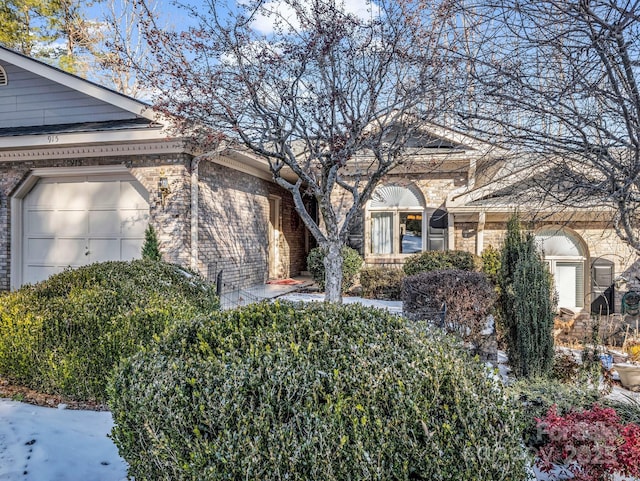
[0, 400, 127, 481]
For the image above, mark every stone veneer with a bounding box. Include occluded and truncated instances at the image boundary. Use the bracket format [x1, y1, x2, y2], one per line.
[0, 154, 307, 293]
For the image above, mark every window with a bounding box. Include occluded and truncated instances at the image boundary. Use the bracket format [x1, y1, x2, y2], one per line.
[369, 185, 447, 255]
[0, 65, 6, 86]
[535, 227, 586, 309]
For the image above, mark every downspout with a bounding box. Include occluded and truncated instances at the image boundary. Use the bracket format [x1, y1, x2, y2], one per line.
[190, 156, 201, 272]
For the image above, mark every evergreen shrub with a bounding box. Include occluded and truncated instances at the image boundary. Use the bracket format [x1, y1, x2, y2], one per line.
[306, 246, 363, 292]
[498, 214, 555, 378]
[141, 224, 162, 261]
[480, 245, 501, 286]
[109, 301, 528, 481]
[0, 260, 219, 401]
[402, 249, 480, 276]
[359, 267, 404, 300]
[402, 269, 496, 350]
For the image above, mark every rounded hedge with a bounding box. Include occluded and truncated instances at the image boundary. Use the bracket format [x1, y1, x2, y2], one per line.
[403, 250, 480, 276]
[109, 301, 528, 481]
[0, 260, 219, 402]
[306, 246, 363, 292]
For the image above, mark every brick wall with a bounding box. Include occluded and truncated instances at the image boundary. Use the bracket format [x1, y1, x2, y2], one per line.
[0, 154, 191, 291]
[197, 160, 307, 291]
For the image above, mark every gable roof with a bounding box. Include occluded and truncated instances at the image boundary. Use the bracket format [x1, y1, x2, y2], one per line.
[0, 46, 155, 121]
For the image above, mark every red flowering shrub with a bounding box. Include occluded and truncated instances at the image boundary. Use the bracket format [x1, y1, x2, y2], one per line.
[536, 405, 640, 481]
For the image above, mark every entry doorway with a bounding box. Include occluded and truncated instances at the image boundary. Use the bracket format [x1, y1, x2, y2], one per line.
[268, 196, 281, 279]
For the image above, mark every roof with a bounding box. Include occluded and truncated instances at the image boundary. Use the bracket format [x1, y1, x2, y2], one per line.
[0, 46, 158, 122]
[0, 118, 158, 137]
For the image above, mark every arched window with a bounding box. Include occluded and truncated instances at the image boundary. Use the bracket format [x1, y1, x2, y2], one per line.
[535, 227, 586, 309]
[0, 65, 7, 86]
[368, 185, 447, 255]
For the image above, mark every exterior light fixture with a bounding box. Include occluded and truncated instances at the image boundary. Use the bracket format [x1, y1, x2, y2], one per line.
[158, 172, 171, 206]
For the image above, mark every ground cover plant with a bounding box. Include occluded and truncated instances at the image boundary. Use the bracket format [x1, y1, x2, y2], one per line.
[0, 260, 219, 402]
[109, 301, 528, 481]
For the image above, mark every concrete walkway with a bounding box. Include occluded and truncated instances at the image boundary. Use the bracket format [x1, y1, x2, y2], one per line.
[219, 276, 403, 315]
[219, 276, 315, 310]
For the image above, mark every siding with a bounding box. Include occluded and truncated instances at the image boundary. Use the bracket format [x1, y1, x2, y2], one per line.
[0, 61, 136, 129]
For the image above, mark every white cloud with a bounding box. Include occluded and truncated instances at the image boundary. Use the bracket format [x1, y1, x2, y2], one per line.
[248, 0, 380, 35]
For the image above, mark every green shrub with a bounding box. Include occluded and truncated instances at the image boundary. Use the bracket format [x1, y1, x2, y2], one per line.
[0, 260, 219, 402]
[359, 267, 405, 300]
[604, 395, 640, 425]
[498, 213, 555, 378]
[141, 224, 162, 261]
[402, 269, 496, 352]
[306, 246, 363, 292]
[507, 377, 600, 447]
[481, 245, 501, 286]
[109, 301, 528, 481]
[402, 249, 480, 276]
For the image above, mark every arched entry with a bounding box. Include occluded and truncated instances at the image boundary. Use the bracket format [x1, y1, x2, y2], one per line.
[535, 227, 587, 309]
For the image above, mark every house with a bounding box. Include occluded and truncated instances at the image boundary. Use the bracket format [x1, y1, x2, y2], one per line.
[0, 46, 307, 293]
[351, 126, 640, 342]
[2, 45, 638, 341]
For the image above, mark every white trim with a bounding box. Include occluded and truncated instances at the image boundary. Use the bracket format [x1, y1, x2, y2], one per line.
[448, 213, 455, 250]
[476, 211, 485, 256]
[210, 151, 275, 182]
[0, 128, 174, 150]
[0, 46, 157, 120]
[10, 164, 136, 289]
[0, 139, 188, 162]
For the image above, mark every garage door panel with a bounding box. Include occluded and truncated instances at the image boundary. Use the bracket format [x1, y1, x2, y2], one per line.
[24, 266, 64, 286]
[26, 210, 54, 235]
[120, 182, 148, 209]
[56, 238, 88, 264]
[121, 238, 143, 260]
[121, 210, 149, 235]
[25, 183, 56, 208]
[22, 175, 150, 286]
[89, 180, 121, 206]
[89, 238, 120, 263]
[26, 238, 57, 264]
[89, 210, 122, 234]
[28, 210, 87, 236]
[55, 181, 91, 209]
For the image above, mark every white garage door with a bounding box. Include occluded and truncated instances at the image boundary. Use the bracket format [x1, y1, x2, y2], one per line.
[22, 174, 150, 285]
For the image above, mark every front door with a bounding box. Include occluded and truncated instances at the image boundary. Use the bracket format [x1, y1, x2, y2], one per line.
[268, 196, 281, 279]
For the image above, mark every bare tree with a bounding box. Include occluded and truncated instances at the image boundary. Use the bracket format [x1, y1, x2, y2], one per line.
[134, 0, 461, 302]
[93, 0, 161, 98]
[452, 0, 640, 253]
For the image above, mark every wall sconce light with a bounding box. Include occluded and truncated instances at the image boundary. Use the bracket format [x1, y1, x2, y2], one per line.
[158, 173, 171, 206]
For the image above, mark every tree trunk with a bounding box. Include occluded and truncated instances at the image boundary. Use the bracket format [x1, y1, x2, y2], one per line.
[323, 240, 344, 303]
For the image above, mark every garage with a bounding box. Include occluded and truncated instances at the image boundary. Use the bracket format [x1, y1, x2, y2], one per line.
[20, 173, 149, 285]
